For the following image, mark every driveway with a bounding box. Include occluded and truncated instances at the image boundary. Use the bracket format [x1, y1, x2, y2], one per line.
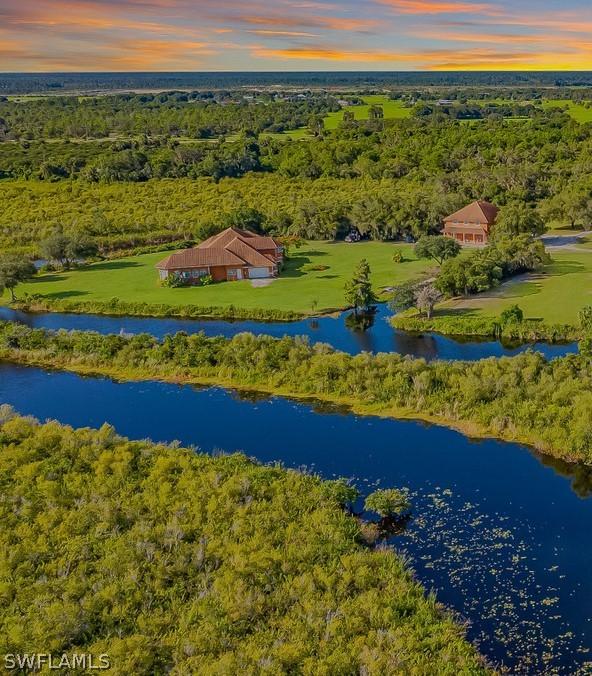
[541, 232, 591, 252]
[250, 278, 276, 288]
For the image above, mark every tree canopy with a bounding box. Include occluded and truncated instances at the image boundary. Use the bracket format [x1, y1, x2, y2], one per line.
[0, 255, 36, 300]
[414, 235, 461, 265]
[344, 258, 377, 314]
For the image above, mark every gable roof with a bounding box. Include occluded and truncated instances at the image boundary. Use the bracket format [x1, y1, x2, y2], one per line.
[155, 247, 245, 270]
[156, 227, 279, 271]
[444, 200, 499, 226]
[200, 227, 278, 252]
[225, 237, 276, 267]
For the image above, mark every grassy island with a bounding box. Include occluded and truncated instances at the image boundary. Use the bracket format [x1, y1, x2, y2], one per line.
[0, 412, 487, 674]
[0, 322, 590, 465]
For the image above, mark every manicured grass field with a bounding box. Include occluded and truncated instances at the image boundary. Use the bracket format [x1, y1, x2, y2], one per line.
[324, 96, 411, 130]
[11, 241, 433, 314]
[542, 100, 592, 123]
[440, 251, 592, 325]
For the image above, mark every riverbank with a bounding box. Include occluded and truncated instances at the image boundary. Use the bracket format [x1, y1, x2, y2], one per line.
[11, 296, 309, 322]
[1, 322, 590, 464]
[0, 412, 488, 673]
[392, 312, 582, 343]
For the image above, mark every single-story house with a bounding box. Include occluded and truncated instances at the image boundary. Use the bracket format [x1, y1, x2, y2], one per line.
[442, 200, 499, 246]
[156, 227, 284, 283]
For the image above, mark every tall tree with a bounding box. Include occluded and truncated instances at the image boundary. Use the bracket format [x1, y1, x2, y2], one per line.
[40, 231, 71, 268]
[415, 283, 441, 319]
[0, 255, 36, 301]
[494, 202, 546, 239]
[414, 235, 461, 265]
[344, 258, 377, 315]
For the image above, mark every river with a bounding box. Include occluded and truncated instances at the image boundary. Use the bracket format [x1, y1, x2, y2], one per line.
[0, 305, 579, 360]
[1, 361, 591, 674]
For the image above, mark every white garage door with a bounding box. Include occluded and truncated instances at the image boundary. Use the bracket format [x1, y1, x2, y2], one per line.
[249, 267, 269, 279]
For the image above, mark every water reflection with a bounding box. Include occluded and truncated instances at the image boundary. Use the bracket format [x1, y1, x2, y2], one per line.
[0, 304, 579, 361]
[536, 451, 592, 498]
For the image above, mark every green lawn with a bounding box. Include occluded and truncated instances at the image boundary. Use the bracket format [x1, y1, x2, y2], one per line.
[440, 251, 592, 325]
[12, 241, 433, 314]
[324, 96, 411, 130]
[542, 100, 592, 123]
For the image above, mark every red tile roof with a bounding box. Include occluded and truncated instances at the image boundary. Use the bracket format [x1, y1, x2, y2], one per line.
[155, 247, 245, 270]
[444, 200, 499, 226]
[156, 227, 280, 271]
[225, 238, 275, 267]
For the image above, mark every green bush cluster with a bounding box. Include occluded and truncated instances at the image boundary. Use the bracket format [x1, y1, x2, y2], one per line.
[14, 296, 305, 322]
[391, 313, 579, 343]
[0, 412, 486, 673]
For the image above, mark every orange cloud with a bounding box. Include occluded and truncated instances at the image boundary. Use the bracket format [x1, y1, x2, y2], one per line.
[414, 29, 560, 45]
[377, 0, 496, 14]
[250, 41, 592, 71]
[247, 29, 320, 37]
[236, 14, 378, 32]
[250, 45, 414, 62]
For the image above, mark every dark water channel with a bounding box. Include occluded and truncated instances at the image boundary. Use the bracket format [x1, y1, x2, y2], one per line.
[1, 362, 591, 673]
[0, 304, 578, 360]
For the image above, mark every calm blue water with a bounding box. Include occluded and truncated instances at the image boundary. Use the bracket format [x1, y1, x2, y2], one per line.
[1, 361, 591, 674]
[0, 305, 578, 360]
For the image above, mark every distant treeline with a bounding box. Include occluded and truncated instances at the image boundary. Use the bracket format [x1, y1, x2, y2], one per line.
[3, 70, 592, 93]
[0, 92, 337, 140]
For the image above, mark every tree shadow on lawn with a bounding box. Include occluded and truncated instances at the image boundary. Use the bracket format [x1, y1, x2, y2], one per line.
[495, 281, 540, 299]
[29, 274, 69, 285]
[281, 255, 312, 279]
[301, 250, 329, 257]
[432, 307, 482, 318]
[42, 290, 90, 299]
[75, 260, 142, 272]
[543, 261, 587, 277]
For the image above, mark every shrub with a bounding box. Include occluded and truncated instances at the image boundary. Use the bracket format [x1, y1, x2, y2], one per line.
[0, 415, 485, 673]
[163, 273, 189, 288]
[580, 336, 592, 359]
[500, 304, 524, 324]
[580, 306, 592, 331]
[364, 489, 411, 517]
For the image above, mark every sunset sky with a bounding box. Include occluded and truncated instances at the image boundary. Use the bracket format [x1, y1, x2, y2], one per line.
[2, 0, 592, 72]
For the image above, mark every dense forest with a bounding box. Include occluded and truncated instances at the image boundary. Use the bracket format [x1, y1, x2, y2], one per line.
[0, 411, 486, 673]
[2, 98, 592, 254]
[1, 323, 591, 463]
[0, 92, 338, 140]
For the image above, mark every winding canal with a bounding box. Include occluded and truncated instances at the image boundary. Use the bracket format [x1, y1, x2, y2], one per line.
[1, 361, 591, 674]
[0, 305, 578, 360]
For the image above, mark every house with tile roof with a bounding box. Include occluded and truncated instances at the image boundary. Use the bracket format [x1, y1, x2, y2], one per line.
[442, 200, 499, 246]
[156, 228, 283, 283]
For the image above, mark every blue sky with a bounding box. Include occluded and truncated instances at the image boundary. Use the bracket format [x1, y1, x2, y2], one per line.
[1, 0, 592, 71]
